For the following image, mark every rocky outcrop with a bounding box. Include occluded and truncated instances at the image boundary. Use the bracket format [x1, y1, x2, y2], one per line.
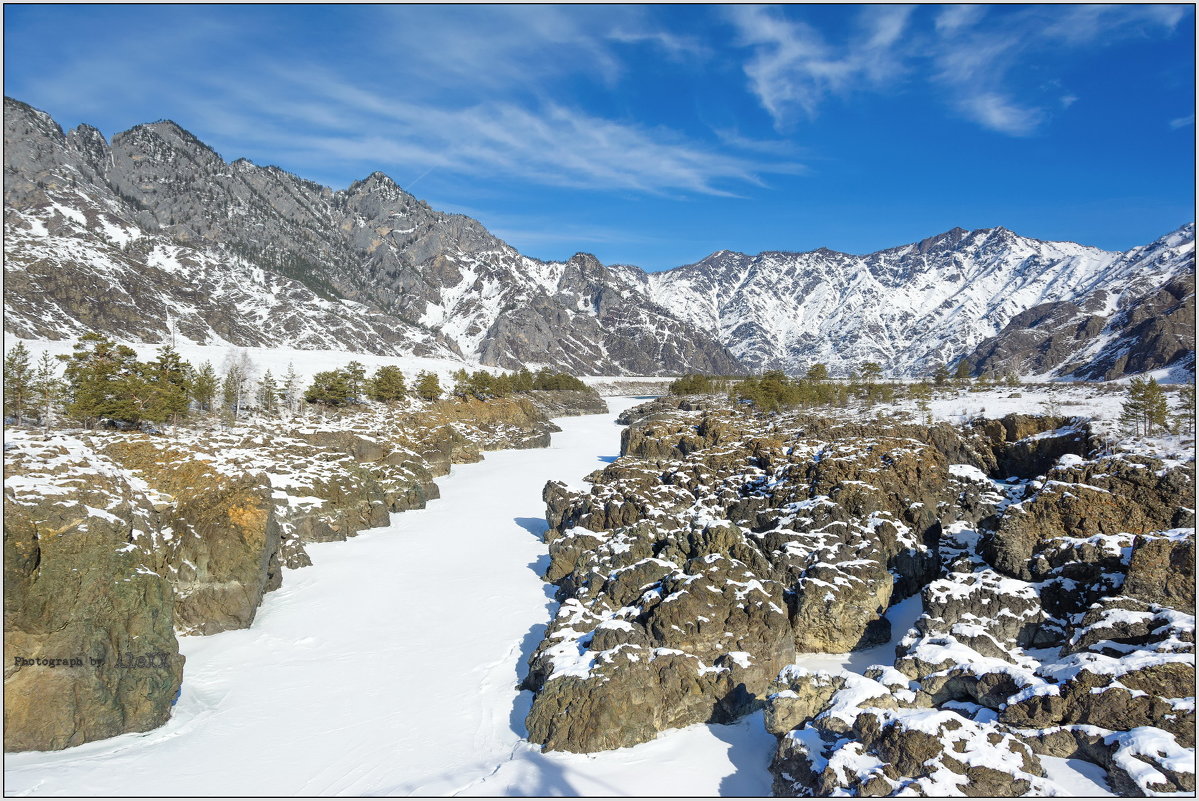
[4, 435, 184, 752]
[524, 396, 1195, 795]
[3, 389, 600, 752]
[524, 400, 1085, 753]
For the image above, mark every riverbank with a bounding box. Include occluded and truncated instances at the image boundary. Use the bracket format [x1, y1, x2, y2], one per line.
[5, 397, 775, 796]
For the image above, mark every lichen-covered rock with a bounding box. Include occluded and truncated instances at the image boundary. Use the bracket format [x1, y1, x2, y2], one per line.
[99, 439, 284, 635]
[4, 434, 184, 752]
[983, 453, 1194, 584]
[526, 404, 1097, 754]
[1123, 530, 1195, 614]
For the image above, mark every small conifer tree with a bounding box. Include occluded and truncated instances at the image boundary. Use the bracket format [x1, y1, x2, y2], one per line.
[4, 342, 34, 423]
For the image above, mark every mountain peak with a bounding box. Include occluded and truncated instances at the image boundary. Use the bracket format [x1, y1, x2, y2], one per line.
[115, 119, 222, 161]
[912, 226, 970, 254]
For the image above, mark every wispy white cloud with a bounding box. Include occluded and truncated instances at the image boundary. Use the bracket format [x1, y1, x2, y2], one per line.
[728, 5, 1186, 137]
[934, 5, 985, 34]
[178, 69, 798, 196]
[1170, 114, 1195, 129]
[929, 4, 1185, 135]
[728, 5, 914, 128]
[959, 93, 1045, 137]
[19, 6, 799, 197]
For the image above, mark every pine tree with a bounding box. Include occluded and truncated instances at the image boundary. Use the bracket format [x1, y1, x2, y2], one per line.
[953, 359, 972, 381]
[305, 370, 353, 406]
[1175, 383, 1196, 435]
[4, 342, 34, 423]
[1120, 378, 1150, 436]
[806, 363, 829, 382]
[257, 370, 279, 414]
[143, 345, 192, 425]
[368, 366, 406, 402]
[31, 352, 63, 431]
[932, 363, 950, 387]
[343, 361, 367, 403]
[1143, 378, 1169, 436]
[860, 362, 883, 382]
[415, 371, 442, 401]
[191, 362, 219, 412]
[58, 333, 146, 427]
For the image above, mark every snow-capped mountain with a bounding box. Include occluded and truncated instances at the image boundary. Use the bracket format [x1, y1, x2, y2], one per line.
[4, 97, 1193, 379]
[965, 224, 1195, 380]
[3, 98, 741, 376]
[620, 224, 1194, 377]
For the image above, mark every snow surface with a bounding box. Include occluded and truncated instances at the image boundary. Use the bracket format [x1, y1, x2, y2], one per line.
[3, 397, 776, 797]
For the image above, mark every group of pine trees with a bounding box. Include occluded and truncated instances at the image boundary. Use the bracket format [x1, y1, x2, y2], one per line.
[1119, 377, 1192, 437]
[3, 335, 313, 429]
[449, 367, 586, 400]
[669, 363, 1195, 434]
[4, 335, 594, 431]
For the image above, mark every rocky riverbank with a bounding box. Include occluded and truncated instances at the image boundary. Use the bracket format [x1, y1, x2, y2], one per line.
[522, 396, 1194, 795]
[3, 389, 606, 752]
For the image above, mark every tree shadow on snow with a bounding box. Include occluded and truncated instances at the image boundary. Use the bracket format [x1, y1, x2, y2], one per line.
[597, 455, 618, 463]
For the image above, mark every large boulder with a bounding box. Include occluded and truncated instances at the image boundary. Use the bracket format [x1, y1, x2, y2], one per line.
[4, 434, 184, 752]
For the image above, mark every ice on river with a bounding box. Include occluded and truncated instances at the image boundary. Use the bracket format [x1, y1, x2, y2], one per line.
[4, 397, 775, 797]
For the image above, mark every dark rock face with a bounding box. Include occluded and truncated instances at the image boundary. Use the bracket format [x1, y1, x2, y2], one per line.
[982, 453, 1194, 588]
[4, 436, 185, 752]
[3, 97, 741, 376]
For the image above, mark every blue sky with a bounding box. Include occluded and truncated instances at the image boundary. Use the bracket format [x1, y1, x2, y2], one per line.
[4, 4, 1194, 271]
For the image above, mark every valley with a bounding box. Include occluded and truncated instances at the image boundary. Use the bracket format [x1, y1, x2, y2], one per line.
[3, 94, 1194, 798]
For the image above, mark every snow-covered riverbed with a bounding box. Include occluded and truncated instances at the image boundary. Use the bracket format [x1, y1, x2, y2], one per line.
[5, 397, 778, 796]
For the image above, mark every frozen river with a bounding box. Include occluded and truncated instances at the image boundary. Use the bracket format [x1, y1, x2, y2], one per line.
[5, 397, 776, 796]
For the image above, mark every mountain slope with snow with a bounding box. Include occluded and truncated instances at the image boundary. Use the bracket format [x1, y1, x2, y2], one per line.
[3, 98, 741, 376]
[4, 97, 1193, 379]
[626, 224, 1194, 377]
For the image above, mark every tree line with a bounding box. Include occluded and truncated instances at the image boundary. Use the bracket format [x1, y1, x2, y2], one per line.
[668, 362, 1195, 435]
[3, 335, 588, 431]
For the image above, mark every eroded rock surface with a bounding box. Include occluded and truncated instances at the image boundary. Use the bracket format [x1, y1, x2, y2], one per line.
[3, 389, 602, 751]
[525, 396, 1195, 796]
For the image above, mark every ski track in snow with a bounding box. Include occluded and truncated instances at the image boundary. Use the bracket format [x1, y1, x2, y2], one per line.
[3, 397, 777, 797]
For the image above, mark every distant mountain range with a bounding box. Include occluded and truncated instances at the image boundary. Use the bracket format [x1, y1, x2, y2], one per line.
[4, 97, 1194, 379]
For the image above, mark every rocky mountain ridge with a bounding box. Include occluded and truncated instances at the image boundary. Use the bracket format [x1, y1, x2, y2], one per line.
[4, 97, 1193, 379]
[3, 98, 740, 376]
[618, 223, 1194, 378]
